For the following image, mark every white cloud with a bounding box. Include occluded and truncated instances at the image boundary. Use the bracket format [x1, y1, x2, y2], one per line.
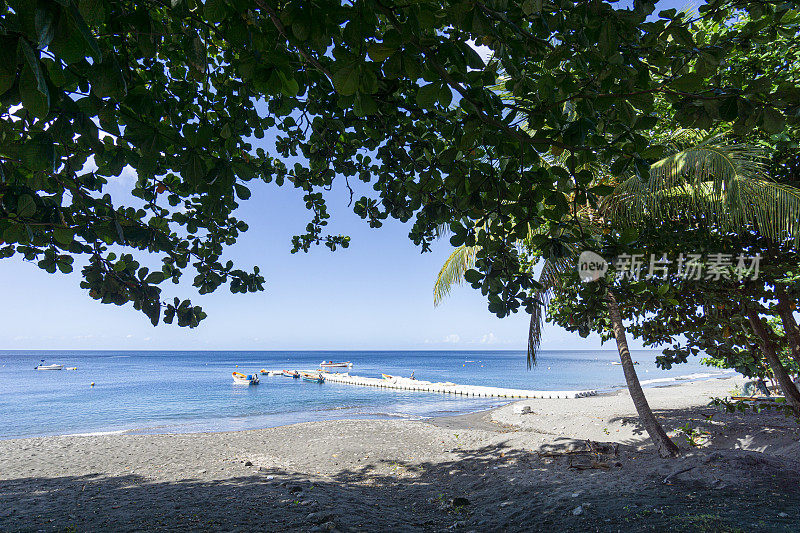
[443, 334, 460, 344]
[480, 332, 498, 344]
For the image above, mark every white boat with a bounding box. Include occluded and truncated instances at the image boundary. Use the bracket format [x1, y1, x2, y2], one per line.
[319, 361, 353, 369]
[232, 372, 259, 385]
[35, 363, 63, 370]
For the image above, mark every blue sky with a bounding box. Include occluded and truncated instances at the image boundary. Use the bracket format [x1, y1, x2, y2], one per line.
[3, 172, 627, 351]
[1, 2, 691, 351]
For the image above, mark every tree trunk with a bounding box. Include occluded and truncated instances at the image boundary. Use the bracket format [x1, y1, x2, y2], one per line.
[747, 310, 800, 414]
[606, 290, 680, 458]
[775, 287, 800, 369]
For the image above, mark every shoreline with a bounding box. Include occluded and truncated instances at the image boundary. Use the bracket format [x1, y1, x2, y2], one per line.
[0, 369, 737, 442]
[3, 374, 799, 531]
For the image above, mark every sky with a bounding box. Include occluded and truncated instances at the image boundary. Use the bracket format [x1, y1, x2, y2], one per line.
[0, 2, 689, 352]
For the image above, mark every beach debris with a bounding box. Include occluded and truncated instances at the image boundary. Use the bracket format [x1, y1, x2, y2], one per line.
[662, 465, 697, 484]
[568, 455, 610, 470]
[244, 460, 253, 466]
[513, 405, 532, 415]
[538, 440, 618, 470]
[779, 512, 789, 518]
[572, 505, 584, 516]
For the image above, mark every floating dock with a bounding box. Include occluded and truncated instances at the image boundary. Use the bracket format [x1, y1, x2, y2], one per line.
[317, 372, 597, 399]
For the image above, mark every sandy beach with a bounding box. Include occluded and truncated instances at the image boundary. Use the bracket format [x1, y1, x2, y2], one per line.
[2, 375, 799, 532]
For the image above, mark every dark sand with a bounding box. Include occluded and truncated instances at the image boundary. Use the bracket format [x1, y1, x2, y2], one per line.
[2, 376, 799, 532]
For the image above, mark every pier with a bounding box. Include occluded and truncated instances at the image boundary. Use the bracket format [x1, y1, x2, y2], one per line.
[316, 372, 597, 399]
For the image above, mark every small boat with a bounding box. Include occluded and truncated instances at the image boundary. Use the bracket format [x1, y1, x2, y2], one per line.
[381, 373, 393, 380]
[319, 361, 353, 369]
[232, 372, 259, 385]
[66, 367, 78, 371]
[260, 369, 268, 375]
[261, 370, 281, 376]
[301, 372, 325, 384]
[282, 370, 300, 378]
[35, 363, 63, 370]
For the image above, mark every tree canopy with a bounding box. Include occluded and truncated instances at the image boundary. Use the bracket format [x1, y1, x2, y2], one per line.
[2, 0, 798, 326]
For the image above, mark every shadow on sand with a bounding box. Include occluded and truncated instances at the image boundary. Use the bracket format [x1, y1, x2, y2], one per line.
[2, 434, 800, 532]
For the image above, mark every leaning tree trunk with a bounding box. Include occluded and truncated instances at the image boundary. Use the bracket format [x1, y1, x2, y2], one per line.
[747, 310, 800, 414]
[606, 290, 680, 458]
[775, 287, 800, 369]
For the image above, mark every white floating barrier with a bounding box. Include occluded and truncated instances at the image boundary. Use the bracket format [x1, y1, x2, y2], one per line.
[317, 372, 597, 399]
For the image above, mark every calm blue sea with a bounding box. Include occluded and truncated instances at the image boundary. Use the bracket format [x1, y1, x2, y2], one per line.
[0, 350, 731, 439]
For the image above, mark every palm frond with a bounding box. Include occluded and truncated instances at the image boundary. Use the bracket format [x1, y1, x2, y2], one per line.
[601, 137, 800, 243]
[433, 245, 478, 306]
[527, 256, 575, 368]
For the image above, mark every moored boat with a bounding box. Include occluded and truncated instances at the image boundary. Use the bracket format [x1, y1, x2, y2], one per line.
[232, 371, 259, 385]
[301, 372, 325, 384]
[319, 361, 353, 369]
[282, 370, 300, 378]
[35, 363, 63, 370]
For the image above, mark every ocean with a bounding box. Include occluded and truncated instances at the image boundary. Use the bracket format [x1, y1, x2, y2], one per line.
[0, 350, 733, 439]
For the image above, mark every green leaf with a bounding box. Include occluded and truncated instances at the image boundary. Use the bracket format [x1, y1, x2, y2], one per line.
[416, 83, 439, 108]
[354, 94, 378, 116]
[21, 134, 55, 171]
[19, 39, 48, 97]
[761, 107, 785, 134]
[185, 152, 207, 187]
[464, 268, 482, 284]
[35, 1, 58, 49]
[291, 20, 310, 41]
[69, 3, 102, 61]
[54, 227, 75, 245]
[234, 183, 251, 200]
[367, 42, 396, 62]
[439, 84, 453, 108]
[91, 59, 127, 99]
[203, 0, 227, 23]
[0, 36, 18, 95]
[17, 195, 37, 218]
[332, 64, 359, 96]
[281, 75, 299, 98]
[20, 64, 50, 118]
[145, 272, 165, 284]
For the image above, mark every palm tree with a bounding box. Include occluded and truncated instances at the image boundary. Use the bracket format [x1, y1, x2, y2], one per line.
[434, 135, 800, 456]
